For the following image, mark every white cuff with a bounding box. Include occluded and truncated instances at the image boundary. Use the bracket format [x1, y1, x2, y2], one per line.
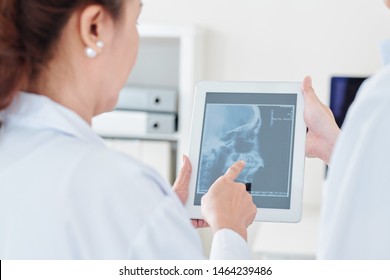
[209, 229, 252, 260]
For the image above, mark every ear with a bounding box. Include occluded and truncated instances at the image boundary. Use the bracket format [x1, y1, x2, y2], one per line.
[79, 5, 112, 56]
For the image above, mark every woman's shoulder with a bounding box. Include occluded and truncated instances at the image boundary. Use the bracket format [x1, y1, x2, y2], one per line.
[59, 144, 192, 257]
[67, 143, 173, 205]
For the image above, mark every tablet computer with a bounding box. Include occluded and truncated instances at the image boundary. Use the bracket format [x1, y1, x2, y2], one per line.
[185, 81, 306, 222]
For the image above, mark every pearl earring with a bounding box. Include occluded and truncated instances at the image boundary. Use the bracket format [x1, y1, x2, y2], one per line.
[84, 41, 104, 58]
[85, 47, 97, 58]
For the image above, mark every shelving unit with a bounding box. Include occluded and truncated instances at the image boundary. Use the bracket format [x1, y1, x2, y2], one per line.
[93, 23, 203, 183]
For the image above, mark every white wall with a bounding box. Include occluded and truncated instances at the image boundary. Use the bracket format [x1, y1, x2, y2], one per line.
[140, 0, 390, 206]
[139, 0, 390, 257]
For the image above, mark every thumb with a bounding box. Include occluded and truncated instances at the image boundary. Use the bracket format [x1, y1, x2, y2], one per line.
[302, 75, 312, 90]
[302, 75, 320, 104]
[172, 155, 192, 204]
[302, 76, 313, 97]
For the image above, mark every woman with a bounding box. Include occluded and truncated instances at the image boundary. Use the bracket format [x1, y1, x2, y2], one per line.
[0, 0, 256, 259]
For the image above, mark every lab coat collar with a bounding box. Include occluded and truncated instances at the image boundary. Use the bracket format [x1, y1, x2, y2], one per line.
[380, 39, 390, 66]
[1, 92, 105, 147]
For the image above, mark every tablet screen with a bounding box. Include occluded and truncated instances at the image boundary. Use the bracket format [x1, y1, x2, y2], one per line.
[194, 92, 297, 210]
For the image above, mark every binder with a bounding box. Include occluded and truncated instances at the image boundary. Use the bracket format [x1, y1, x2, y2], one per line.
[92, 110, 177, 137]
[116, 86, 177, 113]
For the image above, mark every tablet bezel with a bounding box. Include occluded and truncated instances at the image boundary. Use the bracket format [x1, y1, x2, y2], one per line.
[185, 81, 306, 223]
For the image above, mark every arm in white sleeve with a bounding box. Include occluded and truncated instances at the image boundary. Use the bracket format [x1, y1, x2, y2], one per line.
[209, 229, 252, 260]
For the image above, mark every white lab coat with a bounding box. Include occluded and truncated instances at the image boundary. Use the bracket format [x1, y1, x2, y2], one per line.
[0, 93, 250, 259]
[318, 44, 390, 259]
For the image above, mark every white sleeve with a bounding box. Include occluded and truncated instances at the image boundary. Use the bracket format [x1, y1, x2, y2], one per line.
[129, 196, 206, 259]
[209, 229, 252, 260]
[318, 66, 390, 259]
[71, 148, 252, 259]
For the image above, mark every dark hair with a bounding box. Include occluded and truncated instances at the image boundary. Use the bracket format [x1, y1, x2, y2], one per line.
[0, 0, 124, 110]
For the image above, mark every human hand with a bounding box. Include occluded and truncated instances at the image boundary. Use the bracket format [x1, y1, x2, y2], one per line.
[302, 76, 340, 165]
[201, 161, 257, 241]
[172, 155, 209, 228]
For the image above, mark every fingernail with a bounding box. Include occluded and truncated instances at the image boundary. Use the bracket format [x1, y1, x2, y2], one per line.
[182, 154, 188, 165]
[307, 75, 312, 86]
[239, 160, 246, 167]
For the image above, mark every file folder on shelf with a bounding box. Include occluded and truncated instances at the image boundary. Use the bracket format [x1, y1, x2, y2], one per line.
[92, 110, 177, 137]
[116, 86, 177, 113]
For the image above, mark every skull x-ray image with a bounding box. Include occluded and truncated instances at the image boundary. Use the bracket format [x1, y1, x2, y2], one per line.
[194, 92, 297, 209]
[198, 105, 264, 191]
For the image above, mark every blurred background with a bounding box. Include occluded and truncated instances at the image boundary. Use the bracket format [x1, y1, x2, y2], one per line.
[94, 0, 390, 259]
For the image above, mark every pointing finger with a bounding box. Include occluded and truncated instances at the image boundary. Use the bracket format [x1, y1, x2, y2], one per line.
[224, 160, 246, 181]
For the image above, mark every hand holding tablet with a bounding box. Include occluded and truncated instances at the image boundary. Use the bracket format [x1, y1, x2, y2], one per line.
[185, 81, 306, 223]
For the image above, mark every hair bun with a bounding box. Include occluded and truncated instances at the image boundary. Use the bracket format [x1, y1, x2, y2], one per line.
[0, 0, 27, 110]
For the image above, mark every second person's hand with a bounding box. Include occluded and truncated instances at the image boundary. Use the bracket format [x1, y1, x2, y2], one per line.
[302, 76, 341, 165]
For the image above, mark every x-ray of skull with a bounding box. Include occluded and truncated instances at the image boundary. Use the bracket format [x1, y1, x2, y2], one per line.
[198, 105, 264, 192]
[195, 101, 295, 209]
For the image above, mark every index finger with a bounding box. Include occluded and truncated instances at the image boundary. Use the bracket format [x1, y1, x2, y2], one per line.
[224, 160, 246, 181]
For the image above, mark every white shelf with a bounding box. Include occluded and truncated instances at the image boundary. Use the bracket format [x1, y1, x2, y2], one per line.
[101, 133, 180, 142]
[135, 23, 203, 175]
[93, 23, 203, 182]
[138, 22, 200, 39]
